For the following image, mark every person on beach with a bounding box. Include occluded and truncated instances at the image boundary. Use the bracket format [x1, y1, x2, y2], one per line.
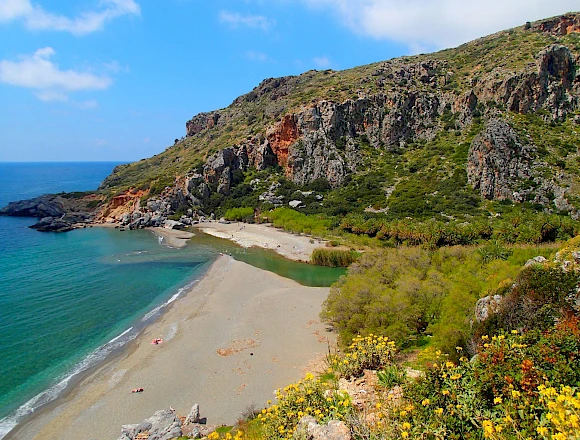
[131, 388, 144, 393]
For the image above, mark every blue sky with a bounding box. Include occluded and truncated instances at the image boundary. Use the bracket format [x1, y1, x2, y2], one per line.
[0, 0, 578, 162]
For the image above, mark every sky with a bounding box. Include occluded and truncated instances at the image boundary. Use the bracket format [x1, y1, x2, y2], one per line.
[0, 0, 578, 162]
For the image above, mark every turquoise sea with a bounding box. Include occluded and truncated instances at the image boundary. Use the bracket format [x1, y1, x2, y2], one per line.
[0, 163, 344, 438]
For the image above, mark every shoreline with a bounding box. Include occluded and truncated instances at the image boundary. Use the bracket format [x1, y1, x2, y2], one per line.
[9, 255, 334, 440]
[192, 222, 326, 262]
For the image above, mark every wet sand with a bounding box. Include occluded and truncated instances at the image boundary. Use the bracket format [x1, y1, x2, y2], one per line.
[148, 227, 194, 248]
[11, 256, 333, 440]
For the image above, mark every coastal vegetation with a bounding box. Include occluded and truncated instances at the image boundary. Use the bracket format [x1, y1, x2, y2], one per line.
[310, 248, 359, 267]
[206, 237, 580, 440]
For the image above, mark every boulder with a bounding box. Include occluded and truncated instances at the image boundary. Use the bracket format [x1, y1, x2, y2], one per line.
[475, 294, 503, 322]
[29, 217, 74, 232]
[294, 416, 351, 440]
[524, 256, 548, 267]
[185, 403, 201, 424]
[163, 220, 185, 230]
[144, 410, 182, 440]
[289, 200, 305, 208]
[118, 422, 152, 440]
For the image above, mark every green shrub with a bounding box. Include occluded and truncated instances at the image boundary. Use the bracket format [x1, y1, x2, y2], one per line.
[224, 207, 255, 222]
[311, 248, 359, 267]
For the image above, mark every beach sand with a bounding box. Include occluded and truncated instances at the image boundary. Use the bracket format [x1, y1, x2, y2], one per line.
[12, 256, 334, 440]
[193, 222, 326, 262]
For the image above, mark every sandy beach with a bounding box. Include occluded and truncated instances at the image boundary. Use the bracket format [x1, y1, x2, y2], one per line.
[193, 222, 326, 262]
[11, 256, 333, 440]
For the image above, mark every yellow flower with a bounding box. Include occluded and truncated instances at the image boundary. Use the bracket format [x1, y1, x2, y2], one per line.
[482, 420, 494, 438]
[536, 426, 548, 435]
[442, 390, 450, 396]
[375, 402, 382, 409]
[493, 396, 503, 404]
[402, 422, 411, 430]
[511, 329, 518, 334]
[435, 407, 443, 415]
[401, 431, 409, 438]
[422, 399, 430, 406]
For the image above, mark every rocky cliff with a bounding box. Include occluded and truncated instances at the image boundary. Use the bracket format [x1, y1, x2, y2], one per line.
[4, 13, 580, 231]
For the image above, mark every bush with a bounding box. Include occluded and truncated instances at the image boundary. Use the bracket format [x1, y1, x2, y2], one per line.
[256, 373, 353, 439]
[224, 207, 254, 222]
[311, 248, 359, 267]
[327, 334, 396, 378]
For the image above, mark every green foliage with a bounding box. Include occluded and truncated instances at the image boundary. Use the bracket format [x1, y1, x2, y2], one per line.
[475, 264, 580, 337]
[477, 241, 513, 263]
[321, 244, 558, 351]
[327, 334, 396, 378]
[261, 207, 332, 236]
[398, 322, 580, 439]
[310, 248, 359, 267]
[224, 207, 255, 222]
[149, 175, 174, 196]
[377, 364, 407, 388]
[256, 372, 354, 439]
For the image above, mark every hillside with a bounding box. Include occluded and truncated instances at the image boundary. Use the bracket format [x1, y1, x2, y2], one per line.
[3, 13, 580, 243]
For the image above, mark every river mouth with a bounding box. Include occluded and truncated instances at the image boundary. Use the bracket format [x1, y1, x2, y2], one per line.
[188, 229, 346, 287]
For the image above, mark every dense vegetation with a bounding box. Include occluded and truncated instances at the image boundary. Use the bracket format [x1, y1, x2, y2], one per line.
[320, 243, 561, 355]
[208, 238, 580, 440]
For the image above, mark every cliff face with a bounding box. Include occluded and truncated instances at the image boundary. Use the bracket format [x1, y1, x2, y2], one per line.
[184, 33, 579, 218]
[8, 13, 580, 230]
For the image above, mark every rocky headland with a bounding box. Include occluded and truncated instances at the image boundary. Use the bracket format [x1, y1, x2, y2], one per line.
[2, 13, 580, 234]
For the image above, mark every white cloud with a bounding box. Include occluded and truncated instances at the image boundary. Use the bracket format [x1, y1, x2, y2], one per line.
[0, 47, 112, 102]
[73, 99, 98, 109]
[219, 10, 275, 31]
[299, 0, 580, 50]
[35, 90, 68, 101]
[0, 0, 140, 35]
[245, 50, 270, 62]
[313, 56, 331, 68]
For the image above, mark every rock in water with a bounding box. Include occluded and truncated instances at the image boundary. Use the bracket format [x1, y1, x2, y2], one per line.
[29, 217, 74, 232]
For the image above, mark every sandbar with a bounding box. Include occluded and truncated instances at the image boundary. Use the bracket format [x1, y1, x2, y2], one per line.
[148, 227, 194, 248]
[11, 256, 333, 440]
[193, 222, 326, 262]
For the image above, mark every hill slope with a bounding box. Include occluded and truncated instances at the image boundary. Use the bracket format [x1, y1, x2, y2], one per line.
[7, 13, 580, 241]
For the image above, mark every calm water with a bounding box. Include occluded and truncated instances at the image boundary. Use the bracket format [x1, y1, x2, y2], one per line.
[0, 163, 344, 438]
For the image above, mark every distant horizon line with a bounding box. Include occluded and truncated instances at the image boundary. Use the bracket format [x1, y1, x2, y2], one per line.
[0, 160, 133, 163]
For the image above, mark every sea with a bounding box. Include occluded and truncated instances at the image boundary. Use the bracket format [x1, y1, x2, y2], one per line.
[0, 162, 344, 438]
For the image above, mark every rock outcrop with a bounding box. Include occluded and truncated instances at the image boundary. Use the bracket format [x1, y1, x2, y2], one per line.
[0, 194, 98, 232]
[118, 405, 215, 440]
[181, 38, 578, 208]
[467, 119, 535, 201]
[294, 416, 351, 440]
[0, 195, 66, 218]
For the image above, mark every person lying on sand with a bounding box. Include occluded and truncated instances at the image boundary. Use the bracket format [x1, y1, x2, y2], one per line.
[151, 338, 163, 345]
[131, 388, 144, 393]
